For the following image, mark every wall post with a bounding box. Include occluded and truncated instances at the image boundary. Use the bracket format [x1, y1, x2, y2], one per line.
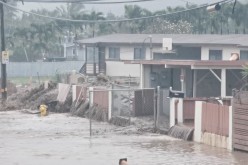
[194, 101, 203, 142]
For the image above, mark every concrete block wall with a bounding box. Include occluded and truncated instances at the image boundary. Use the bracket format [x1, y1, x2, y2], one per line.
[193, 101, 233, 150]
[169, 98, 183, 128]
[73, 85, 112, 121]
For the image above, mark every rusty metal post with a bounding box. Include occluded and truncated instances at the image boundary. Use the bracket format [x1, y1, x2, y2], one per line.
[155, 86, 160, 130]
[128, 75, 131, 123]
[1, 0, 7, 101]
[88, 88, 93, 137]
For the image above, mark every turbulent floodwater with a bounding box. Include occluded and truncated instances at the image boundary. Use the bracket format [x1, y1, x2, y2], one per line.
[0, 111, 248, 165]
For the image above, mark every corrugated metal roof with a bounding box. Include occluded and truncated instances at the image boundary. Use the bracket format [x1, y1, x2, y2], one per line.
[77, 34, 248, 47]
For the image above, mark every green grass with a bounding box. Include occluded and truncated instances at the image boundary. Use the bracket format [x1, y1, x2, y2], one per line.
[8, 76, 55, 86]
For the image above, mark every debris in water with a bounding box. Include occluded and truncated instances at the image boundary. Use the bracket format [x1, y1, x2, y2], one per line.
[110, 116, 130, 127]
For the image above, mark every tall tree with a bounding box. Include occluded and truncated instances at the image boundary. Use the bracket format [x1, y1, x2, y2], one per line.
[83, 10, 105, 37]
[124, 5, 152, 33]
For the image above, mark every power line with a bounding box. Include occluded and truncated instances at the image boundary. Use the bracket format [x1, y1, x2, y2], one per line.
[61, 0, 163, 4]
[18, 0, 100, 2]
[2, 0, 234, 24]
[18, 0, 200, 5]
[19, 0, 158, 3]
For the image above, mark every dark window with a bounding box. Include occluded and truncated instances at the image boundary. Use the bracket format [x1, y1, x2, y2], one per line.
[73, 48, 76, 55]
[109, 47, 120, 60]
[134, 48, 145, 60]
[240, 51, 248, 60]
[209, 50, 222, 60]
[86, 47, 99, 63]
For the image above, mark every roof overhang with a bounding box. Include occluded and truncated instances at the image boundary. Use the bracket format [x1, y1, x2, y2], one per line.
[78, 41, 239, 48]
[127, 60, 248, 69]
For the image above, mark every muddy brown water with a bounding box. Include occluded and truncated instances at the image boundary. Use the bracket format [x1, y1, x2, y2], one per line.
[0, 111, 247, 165]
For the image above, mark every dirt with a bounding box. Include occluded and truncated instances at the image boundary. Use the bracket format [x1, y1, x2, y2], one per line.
[0, 81, 59, 111]
[0, 79, 17, 96]
[0, 77, 155, 136]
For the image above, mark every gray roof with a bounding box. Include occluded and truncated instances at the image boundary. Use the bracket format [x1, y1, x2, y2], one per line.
[77, 34, 248, 47]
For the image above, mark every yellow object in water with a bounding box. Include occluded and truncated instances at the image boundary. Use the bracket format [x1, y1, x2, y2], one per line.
[39, 104, 48, 116]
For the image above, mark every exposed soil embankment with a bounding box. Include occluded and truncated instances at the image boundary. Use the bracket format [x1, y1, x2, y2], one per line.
[0, 82, 59, 111]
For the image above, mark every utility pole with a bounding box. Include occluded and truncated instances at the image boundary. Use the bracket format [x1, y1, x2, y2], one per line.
[1, 0, 7, 101]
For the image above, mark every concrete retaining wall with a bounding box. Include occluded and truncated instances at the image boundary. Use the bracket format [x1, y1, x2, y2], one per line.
[201, 132, 229, 149]
[0, 61, 84, 77]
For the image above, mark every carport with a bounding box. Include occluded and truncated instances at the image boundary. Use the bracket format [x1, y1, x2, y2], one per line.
[134, 60, 246, 98]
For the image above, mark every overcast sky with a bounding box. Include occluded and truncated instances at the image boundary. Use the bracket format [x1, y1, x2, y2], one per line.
[16, 0, 228, 16]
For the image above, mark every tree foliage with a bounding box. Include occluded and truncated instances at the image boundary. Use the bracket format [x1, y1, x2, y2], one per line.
[5, 1, 248, 61]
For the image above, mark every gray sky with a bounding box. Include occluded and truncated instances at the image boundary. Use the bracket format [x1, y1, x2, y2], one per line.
[17, 0, 226, 16]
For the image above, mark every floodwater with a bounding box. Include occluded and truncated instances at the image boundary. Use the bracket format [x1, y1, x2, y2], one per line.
[0, 111, 248, 165]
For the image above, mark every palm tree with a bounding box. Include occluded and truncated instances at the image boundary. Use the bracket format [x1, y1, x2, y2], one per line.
[231, 1, 245, 34]
[55, 3, 85, 34]
[56, 3, 85, 18]
[83, 10, 105, 37]
[97, 12, 117, 35]
[124, 5, 152, 33]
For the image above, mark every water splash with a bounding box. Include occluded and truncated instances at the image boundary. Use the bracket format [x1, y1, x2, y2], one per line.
[168, 125, 194, 141]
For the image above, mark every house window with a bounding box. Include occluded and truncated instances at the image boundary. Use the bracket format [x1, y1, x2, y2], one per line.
[209, 50, 222, 60]
[134, 48, 145, 60]
[109, 47, 120, 60]
[73, 48, 76, 55]
[240, 51, 248, 60]
[86, 47, 99, 63]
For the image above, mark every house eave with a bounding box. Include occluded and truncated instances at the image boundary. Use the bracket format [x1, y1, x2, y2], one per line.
[128, 60, 247, 69]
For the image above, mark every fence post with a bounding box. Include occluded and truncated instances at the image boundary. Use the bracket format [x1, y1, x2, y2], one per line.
[231, 89, 235, 151]
[153, 88, 156, 129]
[177, 98, 184, 124]
[155, 86, 160, 130]
[44, 80, 49, 89]
[72, 85, 77, 102]
[170, 98, 176, 128]
[228, 106, 233, 150]
[128, 75, 131, 123]
[194, 101, 203, 142]
[89, 87, 94, 107]
[88, 87, 94, 137]
[108, 86, 112, 121]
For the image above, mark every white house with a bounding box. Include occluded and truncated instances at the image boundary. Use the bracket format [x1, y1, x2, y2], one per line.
[78, 34, 248, 97]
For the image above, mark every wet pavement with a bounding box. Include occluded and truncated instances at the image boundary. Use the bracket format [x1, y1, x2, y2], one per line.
[0, 111, 248, 165]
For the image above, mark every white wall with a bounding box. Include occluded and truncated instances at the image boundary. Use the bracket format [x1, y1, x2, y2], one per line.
[105, 46, 154, 77]
[201, 47, 209, 60]
[105, 46, 162, 60]
[106, 61, 140, 77]
[143, 65, 151, 88]
[105, 45, 242, 61]
[105, 46, 135, 60]
[120, 47, 135, 60]
[201, 45, 240, 60]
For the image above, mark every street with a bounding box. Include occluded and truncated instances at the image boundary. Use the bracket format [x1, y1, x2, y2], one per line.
[0, 111, 247, 165]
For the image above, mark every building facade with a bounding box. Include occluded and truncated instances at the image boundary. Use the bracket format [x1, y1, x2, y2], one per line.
[78, 34, 248, 97]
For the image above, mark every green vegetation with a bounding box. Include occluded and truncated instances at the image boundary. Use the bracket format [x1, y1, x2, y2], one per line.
[4, 1, 248, 62]
[8, 76, 55, 86]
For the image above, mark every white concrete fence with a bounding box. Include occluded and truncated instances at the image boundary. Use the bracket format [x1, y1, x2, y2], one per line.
[169, 98, 233, 150]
